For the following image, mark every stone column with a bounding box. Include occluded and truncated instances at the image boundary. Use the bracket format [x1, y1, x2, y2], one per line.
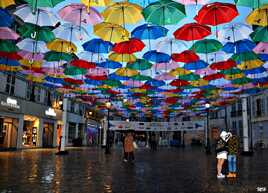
[52, 121, 57, 147]
[242, 97, 249, 152]
[16, 114, 24, 149]
[38, 118, 44, 147]
[60, 98, 68, 151]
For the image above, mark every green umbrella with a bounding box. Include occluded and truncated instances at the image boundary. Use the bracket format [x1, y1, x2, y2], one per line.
[142, 0, 186, 25]
[18, 23, 55, 42]
[180, 85, 195, 89]
[221, 68, 242, 75]
[0, 40, 19, 52]
[64, 66, 87, 75]
[231, 52, 259, 62]
[131, 74, 152, 81]
[103, 79, 122, 87]
[190, 39, 223, 54]
[235, 0, 268, 8]
[179, 73, 200, 81]
[44, 51, 74, 62]
[250, 26, 268, 42]
[25, 0, 64, 12]
[127, 59, 152, 70]
[232, 77, 251, 85]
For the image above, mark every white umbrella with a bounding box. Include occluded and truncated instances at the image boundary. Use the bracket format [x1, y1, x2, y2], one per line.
[53, 23, 89, 42]
[78, 51, 105, 63]
[17, 38, 48, 53]
[156, 38, 188, 54]
[218, 23, 253, 43]
[14, 5, 59, 26]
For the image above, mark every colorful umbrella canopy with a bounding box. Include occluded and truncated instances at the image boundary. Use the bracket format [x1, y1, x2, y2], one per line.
[254, 42, 268, 54]
[250, 26, 268, 42]
[0, 27, 20, 40]
[126, 59, 152, 70]
[93, 22, 129, 43]
[18, 23, 55, 42]
[102, 1, 143, 27]
[70, 59, 96, 69]
[58, 3, 102, 26]
[80, 0, 111, 7]
[172, 50, 199, 63]
[246, 4, 268, 26]
[112, 38, 145, 54]
[174, 23, 211, 41]
[24, 0, 64, 12]
[0, 0, 15, 8]
[0, 51, 22, 60]
[0, 8, 13, 27]
[47, 39, 77, 53]
[142, 0, 186, 25]
[14, 5, 59, 27]
[143, 50, 170, 63]
[17, 38, 48, 53]
[82, 38, 113, 53]
[98, 60, 122, 69]
[108, 52, 137, 63]
[191, 39, 223, 54]
[235, 0, 268, 9]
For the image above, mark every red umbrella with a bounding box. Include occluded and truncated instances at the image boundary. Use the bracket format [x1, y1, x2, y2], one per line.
[0, 51, 22, 60]
[210, 59, 236, 70]
[203, 73, 224, 81]
[64, 78, 84, 85]
[167, 88, 182, 93]
[172, 50, 199, 63]
[86, 74, 107, 80]
[165, 97, 178, 104]
[140, 84, 154, 90]
[70, 59, 96, 69]
[107, 89, 121, 95]
[170, 79, 190, 87]
[112, 38, 145, 54]
[194, 2, 238, 37]
[173, 23, 211, 41]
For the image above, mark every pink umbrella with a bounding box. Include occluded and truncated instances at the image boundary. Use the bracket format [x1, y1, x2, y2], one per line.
[21, 70, 44, 77]
[195, 67, 216, 76]
[18, 50, 44, 61]
[123, 80, 143, 87]
[155, 72, 176, 80]
[0, 27, 20, 40]
[58, 3, 102, 26]
[87, 67, 108, 76]
[154, 61, 180, 72]
[253, 42, 268, 54]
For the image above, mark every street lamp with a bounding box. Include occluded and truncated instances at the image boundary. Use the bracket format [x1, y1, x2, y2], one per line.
[205, 103, 211, 154]
[105, 101, 111, 154]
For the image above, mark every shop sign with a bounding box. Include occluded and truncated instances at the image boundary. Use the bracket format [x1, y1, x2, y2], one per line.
[45, 108, 56, 117]
[1, 97, 20, 109]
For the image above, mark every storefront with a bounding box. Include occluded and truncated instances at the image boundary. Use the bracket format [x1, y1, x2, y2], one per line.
[0, 117, 18, 149]
[22, 115, 39, 147]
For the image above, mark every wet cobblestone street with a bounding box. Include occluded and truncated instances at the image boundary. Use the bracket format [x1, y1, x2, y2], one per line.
[0, 147, 267, 193]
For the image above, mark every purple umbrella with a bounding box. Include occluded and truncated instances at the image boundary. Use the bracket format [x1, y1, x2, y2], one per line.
[0, 27, 20, 40]
[253, 42, 268, 54]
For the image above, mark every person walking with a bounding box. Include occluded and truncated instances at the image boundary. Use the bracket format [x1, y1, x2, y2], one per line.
[226, 134, 239, 178]
[124, 131, 135, 162]
[216, 131, 232, 179]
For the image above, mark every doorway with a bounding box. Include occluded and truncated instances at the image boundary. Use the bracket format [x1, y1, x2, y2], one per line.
[43, 122, 54, 148]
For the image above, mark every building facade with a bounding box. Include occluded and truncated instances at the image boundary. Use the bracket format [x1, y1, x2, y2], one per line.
[0, 72, 90, 150]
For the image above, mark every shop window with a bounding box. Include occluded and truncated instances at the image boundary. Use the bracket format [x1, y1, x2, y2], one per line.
[5, 75, 15, 96]
[22, 116, 39, 147]
[68, 122, 76, 143]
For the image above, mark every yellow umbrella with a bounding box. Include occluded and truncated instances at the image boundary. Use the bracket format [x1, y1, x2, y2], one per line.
[224, 73, 244, 80]
[246, 5, 268, 26]
[130, 88, 146, 93]
[20, 59, 42, 68]
[115, 67, 139, 77]
[98, 85, 112, 89]
[81, 0, 111, 7]
[0, 64, 22, 72]
[94, 22, 129, 43]
[237, 59, 263, 70]
[102, 1, 143, 27]
[191, 79, 208, 87]
[26, 75, 44, 83]
[162, 93, 179, 97]
[0, 0, 15, 8]
[109, 52, 136, 63]
[169, 67, 191, 76]
[47, 39, 77, 53]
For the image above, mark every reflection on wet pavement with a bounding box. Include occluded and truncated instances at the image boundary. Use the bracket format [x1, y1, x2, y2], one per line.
[0, 147, 267, 193]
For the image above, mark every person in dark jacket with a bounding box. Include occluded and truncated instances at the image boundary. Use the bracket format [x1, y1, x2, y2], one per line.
[226, 135, 239, 178]
[216, 131, 232, 179]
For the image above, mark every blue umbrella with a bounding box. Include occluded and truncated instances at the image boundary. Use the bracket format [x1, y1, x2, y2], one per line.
[183, 60, 208, 70]
[243, 67, 266, 75]
[0, 9, 13, 27]
[222, 39, 256, 54]
[0, 57, 20, 66]
[109, 73, 130, 81]
[129, 0, 157, 7]
[243, 88, 262, 95]
[97, 60, 122, 69]
[145, 79, 165, 87]
[82, 38, 113, 53]
[132, 24, 168, 50]
[143, 50, 170, 63]
[43, 82, 61, 88]
[258, 54, 268, 61]
[84, 79, 102, 86]
[44, 76, 64, 84]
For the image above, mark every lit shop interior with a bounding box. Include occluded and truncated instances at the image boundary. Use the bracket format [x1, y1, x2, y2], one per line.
[22, 115, 39, 147]
[0, 117, 18, 149]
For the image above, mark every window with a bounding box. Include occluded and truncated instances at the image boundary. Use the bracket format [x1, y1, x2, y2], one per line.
[68, 122, 76, 143]
[237, 100, 242, 116]
[5, 75, 15, 96]
[79, 104, 84, 115]
[256, 98, 262, 117]
[26, 82, 32, 100]
[70, 101, 75, 113]
[35, 87, 42, 102]
[232, 121, 236, 130]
